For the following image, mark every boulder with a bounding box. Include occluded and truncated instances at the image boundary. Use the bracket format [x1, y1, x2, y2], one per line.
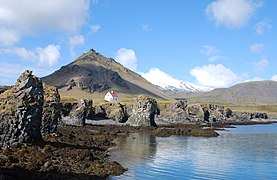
[92, 103, 128, 122]
[250, 112, 268, 119]
[186, 104, 204, 119]
[86, 101, 95, 120]
[157, 102, 236, 124]
[103, 103, 128, 123]
[62, 99, 93, 126]
[207, 104, 226, 121]
[41, 84, 61, 135]
[232, 111, 268, 122]
[156, 101, 190, 124]
[171, 100, 187, 110]
[225, 108, 233, 118]
[126, 95, 159, 126]
[202, 106, 210, 122]
[61, 102, 77, 117]
[0, 70, 44, 148]
[94, 105, 106, 119]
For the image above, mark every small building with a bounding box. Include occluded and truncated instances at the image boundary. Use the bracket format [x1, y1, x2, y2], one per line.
[104, 91, 119, 102]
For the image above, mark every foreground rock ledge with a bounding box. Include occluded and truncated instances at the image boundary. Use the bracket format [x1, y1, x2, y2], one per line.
[0, 125, 126, 180]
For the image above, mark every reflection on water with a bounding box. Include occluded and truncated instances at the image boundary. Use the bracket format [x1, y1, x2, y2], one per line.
[111, 124, 277, 180]
[110, 133, 157, 166]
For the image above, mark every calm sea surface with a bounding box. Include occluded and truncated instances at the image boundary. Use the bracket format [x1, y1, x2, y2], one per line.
[110, 124, 277, 180]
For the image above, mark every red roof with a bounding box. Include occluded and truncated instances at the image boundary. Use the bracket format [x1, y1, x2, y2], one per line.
[110, 91, 118, 97]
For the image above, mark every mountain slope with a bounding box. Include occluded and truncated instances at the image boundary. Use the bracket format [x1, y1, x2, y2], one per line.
[187, 81, 277, 104]
[42, 49, 172, 101]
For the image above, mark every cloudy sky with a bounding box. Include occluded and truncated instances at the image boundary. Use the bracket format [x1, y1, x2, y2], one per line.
[0, 0, 276, 88]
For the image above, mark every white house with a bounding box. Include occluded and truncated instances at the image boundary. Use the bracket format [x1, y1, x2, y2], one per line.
[104, 91, 119, 102]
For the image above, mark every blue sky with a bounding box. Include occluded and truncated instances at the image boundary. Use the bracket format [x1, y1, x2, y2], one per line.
[0, 0, 276, 88]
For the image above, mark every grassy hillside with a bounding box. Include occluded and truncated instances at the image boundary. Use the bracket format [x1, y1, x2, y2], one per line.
[174, 81, 277, 105]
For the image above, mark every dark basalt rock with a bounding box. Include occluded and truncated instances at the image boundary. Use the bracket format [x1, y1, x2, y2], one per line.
[61, 102, 77, 117]
[250, 112, 268, 119]
[41, 84, 61, 136]
[101, 103, 129, 123]
[0, 70, 44, 148]
[157, 101, 269, 125]
[127, 95, 159, 126]
[186, 104, 204, 118]
[156, 101, 190, 124]
[62, 99, 93, 126]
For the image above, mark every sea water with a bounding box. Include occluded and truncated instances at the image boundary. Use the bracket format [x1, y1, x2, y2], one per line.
[110, 124, 277, 180]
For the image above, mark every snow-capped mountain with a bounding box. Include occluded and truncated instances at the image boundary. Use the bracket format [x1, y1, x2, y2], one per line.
[141, 68, 213, 93]
[156, 80, 212, 92]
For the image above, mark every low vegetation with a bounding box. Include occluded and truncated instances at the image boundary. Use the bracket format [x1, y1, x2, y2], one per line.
[60, 96, 78, 103]
[226, 104, 277, 117]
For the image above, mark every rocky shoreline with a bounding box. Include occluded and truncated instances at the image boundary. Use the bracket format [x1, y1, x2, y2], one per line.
[0, 122, 219, 180]
[2, 121, 276, 179]
[0, 125, 126, 180]
[1, 70, 275, 179]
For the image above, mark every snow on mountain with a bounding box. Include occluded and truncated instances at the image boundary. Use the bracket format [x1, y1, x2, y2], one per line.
[141, 68, 213, 92]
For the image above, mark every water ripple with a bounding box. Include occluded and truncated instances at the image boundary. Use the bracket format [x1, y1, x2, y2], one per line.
[111, 124, 277, 180]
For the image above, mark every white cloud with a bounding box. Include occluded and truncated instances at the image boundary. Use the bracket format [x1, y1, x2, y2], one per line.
[0, 27, 20, 47]
[37, 45, 60, 66]
[69, 35, 85, 56]
[206, 0, 262, 28]
[253, 58, 268, 71]
[0, 44, 60, 66]
[254, 18, 272, 35]
[141, 68, 213, 91]
[142, 24, 151, 32]
[272, 75, 277, 81]
[14, 47, 36, 61]
[0, 0, 90, 46]
[190, 64, 239, 88]
[250, 43, 265, 53]
[115, 48, 138, 71]
[244, 76, 264, 82]
[140, 68, 181, 89]
[91, 24, 101, 33]
[200, 45, 218, 56]
[69, 35, 85, 48]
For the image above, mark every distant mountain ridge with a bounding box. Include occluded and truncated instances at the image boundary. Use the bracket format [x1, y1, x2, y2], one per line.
[156, 80, 212, 93]
[42, 49, 172, 101]
[187, 80, 277, 104]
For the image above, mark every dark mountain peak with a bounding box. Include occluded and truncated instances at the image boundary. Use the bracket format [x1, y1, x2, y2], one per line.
[74, 49, 105, 63]
[42, 49, 171, 100]
[76, 49, 125, 71]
